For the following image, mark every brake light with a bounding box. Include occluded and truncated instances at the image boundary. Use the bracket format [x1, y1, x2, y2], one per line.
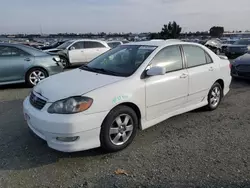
[229, 63, 232, 69]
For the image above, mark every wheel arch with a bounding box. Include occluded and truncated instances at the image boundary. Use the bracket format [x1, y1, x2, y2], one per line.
[25, 66, 49, 80]
[107, 102, 142, 130]
[215, 79, 224, 95]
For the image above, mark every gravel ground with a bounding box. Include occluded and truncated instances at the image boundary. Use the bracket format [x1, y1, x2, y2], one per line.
[1, 78, 250, 188]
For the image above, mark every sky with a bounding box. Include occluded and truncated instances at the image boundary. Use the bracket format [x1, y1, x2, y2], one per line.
[1, 0, 250, 34]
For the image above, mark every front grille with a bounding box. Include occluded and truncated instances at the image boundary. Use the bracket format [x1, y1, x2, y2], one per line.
[29, 92, 47, 110]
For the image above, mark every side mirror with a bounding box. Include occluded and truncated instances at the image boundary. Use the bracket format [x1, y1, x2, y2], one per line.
[146, 66, 166, 76]
[69, 46, 75, 50]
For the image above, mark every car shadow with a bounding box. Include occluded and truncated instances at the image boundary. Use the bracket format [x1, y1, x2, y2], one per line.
[0, 83, 29, 90]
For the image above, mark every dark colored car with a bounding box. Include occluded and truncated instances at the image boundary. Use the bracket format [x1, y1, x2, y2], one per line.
[221, 39, 238, 53]
[231, 53, 250, 79]
[225, 39, 250, 59]
[40, 41, 68, 51]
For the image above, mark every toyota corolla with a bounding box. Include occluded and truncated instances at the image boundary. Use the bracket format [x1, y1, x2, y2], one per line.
[23, 40, 231, 152]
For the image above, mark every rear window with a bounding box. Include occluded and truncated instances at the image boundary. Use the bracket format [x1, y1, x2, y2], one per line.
[84, 41, 106, 48]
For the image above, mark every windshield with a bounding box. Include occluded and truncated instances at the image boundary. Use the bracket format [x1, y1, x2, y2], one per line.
[233, 39, 250, 45]
[57, 41, 73, 49]
[80, 45, 157, 77]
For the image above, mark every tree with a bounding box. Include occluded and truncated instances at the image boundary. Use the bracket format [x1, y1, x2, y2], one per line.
[160, 21, 182, 39]
[209, 26, 224, 37]
[150, 21, 182, 39]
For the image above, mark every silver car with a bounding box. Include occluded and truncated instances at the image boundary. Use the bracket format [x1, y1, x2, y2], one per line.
[0, 43, 63, 87]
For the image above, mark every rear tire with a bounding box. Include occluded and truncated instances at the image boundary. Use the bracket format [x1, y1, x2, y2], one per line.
[100, 106, 138, 152]
[206, 82, 222, 111]
[25, 68, 48, 87]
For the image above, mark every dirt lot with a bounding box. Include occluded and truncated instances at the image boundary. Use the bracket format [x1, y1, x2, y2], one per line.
[0, 79, 250, 188]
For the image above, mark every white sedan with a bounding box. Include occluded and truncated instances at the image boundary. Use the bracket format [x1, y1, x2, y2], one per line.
[23, 40, 231, 152]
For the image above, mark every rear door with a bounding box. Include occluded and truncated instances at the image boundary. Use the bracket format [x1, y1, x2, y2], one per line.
[68, 41, 85, 63]
[0, 46, 33, 83]
[83, 41, 109, 62]
[182, 45, 217, 104]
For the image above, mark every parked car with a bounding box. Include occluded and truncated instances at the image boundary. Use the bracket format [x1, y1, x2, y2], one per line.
[40, 40, 68, 51]
[23, 40, 231, 152]
[107, 41, 123, 48]
[45, 39, 111, 68]
[0, 43, 63, 87]
[225, 39, 250, 59]
[204, 39, 222, 55]
[231, 52, 250, 79]
[221, 39, 238, 53]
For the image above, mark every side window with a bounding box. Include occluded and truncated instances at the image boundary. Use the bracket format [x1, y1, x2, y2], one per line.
[71, 42, 84, 49]
[150, 45, 183, 73]
[0, 46, 29, 57]
[183, 45, 207, 68]
[205, 52, 213, 64]
[84, 41, 105, 49]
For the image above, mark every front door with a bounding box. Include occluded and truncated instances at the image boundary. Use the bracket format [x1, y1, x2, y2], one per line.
[145, 45, 188, 120]
[0, 46, 32, 83]
[68, 41, 85, 63]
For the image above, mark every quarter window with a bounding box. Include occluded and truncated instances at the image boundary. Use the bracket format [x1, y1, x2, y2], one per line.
[84, 41, 105, 48]
[150, 45, 183, 73]
[183, 45, 207, 68]
[205, 52, 213, 64]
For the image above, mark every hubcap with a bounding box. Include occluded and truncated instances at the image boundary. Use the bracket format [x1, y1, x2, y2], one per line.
[29, 70, 46, 86]
[210, 86, 221, 107]
[109, 114, 134, 146]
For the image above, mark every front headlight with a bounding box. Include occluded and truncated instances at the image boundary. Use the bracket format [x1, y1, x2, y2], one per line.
[48, 96, 93, 114]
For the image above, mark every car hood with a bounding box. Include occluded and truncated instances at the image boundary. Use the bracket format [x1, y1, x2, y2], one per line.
[33, 69, 125, 102]
[234, 53, 250, 65]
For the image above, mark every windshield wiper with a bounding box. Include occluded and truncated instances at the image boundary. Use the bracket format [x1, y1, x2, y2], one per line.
[80, 65, 125, 76]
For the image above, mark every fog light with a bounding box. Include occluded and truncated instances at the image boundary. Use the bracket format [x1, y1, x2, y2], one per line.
[56, 136, 79, 142]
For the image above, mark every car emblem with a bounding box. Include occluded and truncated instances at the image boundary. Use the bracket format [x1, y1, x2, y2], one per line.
[32, 95, 37, 102]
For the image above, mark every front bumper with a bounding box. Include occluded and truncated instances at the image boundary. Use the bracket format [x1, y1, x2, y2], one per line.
[231, 65, 250, 79]
[23, 97, 108, 152]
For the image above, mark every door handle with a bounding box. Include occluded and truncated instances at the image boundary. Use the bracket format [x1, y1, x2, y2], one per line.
[180, 73, 188, 78]
[24, 58, 31, 62]
[209, 67, 214, 71]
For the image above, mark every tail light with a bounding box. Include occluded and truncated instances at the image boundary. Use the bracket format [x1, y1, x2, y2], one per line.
[229, 63, 232, 69]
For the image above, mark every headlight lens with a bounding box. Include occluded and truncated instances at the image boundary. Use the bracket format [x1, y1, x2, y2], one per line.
[48, 96, 93, 114]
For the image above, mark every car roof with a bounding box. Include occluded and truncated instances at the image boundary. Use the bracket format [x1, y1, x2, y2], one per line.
[69, 39, 107, 43]
[124, 39, 196, 48]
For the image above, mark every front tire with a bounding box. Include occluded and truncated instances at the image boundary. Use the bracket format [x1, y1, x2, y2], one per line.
[206, 82, 222, 111]
[100, 106, 138, 152]
[60, 56, 70, 69]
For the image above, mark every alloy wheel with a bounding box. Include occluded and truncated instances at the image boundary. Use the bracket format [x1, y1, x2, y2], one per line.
[109, 114, 134, 146]
[210, 86, 221, 108]
[29, 70, 46, 86]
